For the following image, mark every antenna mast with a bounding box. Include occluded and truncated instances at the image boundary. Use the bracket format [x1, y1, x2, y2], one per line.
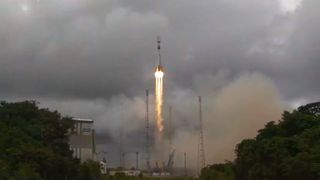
[145, 90, 151, 170]
[119, 109, 125, 168]
[169, 106, 172, 149]
[136, 152, 139, 170]
[184, 152, 187, 176]
[198, 96, 206, 175]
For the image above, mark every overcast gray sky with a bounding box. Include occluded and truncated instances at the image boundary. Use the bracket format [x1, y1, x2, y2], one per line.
[0, 0, 319, 169]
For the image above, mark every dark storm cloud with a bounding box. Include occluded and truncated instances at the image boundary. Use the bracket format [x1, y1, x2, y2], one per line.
[0, 0, 167, 98]
[0, 0, 318, 101]
[280, 0, 320, 100]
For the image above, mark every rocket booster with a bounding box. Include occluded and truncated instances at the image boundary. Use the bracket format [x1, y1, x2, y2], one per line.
[155, 64, 164, 72]
[155, 36, 164, 72]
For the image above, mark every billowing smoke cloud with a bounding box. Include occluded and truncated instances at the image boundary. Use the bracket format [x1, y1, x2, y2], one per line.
[279, 0, 304, 14]
[167, 72, 284, 172]
[36, 72, 284, 172]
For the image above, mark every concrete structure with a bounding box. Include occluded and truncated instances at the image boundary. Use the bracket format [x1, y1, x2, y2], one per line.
[151, 172, 171, 177]
[100, 160, 107, 174]
[69, 118, 96, 162]
[109, 169, 141, 176]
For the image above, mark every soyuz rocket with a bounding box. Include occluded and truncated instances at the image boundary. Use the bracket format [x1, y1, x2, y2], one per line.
[155, 37, 164, 72]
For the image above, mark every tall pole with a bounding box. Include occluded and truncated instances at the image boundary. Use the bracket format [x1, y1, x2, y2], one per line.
[92, 129, 96, 160]
[136, 152, 139, 169]
[122, 152, 125, 168]
[198, 96, 206, 175]
[120, 105, 125, 168]
[184, 152, 187, 176]
[169, 106, 172, 149]
[145, 90, 150, 170]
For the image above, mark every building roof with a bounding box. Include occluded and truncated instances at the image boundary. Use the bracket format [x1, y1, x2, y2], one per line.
[72, 118, 93, 122]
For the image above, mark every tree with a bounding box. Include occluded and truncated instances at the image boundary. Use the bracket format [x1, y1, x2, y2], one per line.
[201, 161, 235, 180]
[79, 160, 103, 180]
[0, 101, 83, 179]
[234, 102, 320, 180]
[298, 102, 320, 116]
[203, 102, 320, 180]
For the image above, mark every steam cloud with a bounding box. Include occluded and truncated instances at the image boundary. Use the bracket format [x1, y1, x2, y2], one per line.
[39, 72, 284, 172]
[279, 0, 304, 13]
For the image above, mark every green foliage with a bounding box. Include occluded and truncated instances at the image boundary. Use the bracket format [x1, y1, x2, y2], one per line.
[79, 160, 103, 180]
[11, 164, 42, 180]
[101, 176, 198, 180]
[0, 101, 102, 179]
[201, 161, 235, 180]
[297, 102, 320, 116]
[203, 102, 320, 180]
[234, 102, 320, 180]
[112, 172, 126, 180]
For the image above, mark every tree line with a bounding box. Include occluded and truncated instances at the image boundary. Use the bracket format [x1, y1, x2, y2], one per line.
[0, 101, 102, 180]
[1, 100, 319, 179]
[201, 102, 320, 180]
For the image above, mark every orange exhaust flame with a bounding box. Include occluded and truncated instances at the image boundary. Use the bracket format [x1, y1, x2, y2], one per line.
[155, 69, 164, 133]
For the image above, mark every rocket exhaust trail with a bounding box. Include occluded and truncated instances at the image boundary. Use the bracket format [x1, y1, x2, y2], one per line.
[155, 37, 164, 134]
[155, 70, 164, 132]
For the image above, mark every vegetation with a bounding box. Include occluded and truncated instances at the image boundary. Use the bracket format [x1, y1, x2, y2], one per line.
[102, 176, 197, 180]
[201, 161, 235, 180]
[0, 100, 199, 180]
[0, 101, 102, 180]
[201, 102, 320, 180]
[2, 100, 320, 180]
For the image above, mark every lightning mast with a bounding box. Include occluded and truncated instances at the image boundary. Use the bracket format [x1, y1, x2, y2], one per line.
[119, 109, 125, 168]
[198, 96, 206, 175]
[145, 90, 151, 170]
[184, 152, 187, 176]
[169, 106, 172, 149]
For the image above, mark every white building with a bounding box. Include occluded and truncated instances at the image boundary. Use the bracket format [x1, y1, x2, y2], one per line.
[69, 118, 96, 162]
[100, 161, 107, 174]
[109, 169, 141, 176]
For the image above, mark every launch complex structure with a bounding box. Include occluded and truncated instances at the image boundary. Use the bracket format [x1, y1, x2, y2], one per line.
[154, 37, 165, 143]
[145, 37, 171, 173]
[144, 38, 205, 175]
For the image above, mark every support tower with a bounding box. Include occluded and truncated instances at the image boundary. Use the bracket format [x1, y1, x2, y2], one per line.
[198, 96, 206, 174]
[145, 90, 151, 170]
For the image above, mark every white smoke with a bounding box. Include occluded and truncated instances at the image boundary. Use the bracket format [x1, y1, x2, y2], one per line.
[166, 72, 285, 173]
[32, 72, 285, 173]
[279, 0, 303, 14]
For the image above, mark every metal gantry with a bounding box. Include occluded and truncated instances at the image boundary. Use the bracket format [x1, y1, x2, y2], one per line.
[198, 96, 206, 175]
[145, 90, 151, 170]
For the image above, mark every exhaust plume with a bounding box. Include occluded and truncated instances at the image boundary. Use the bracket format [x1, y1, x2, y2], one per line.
[35, 72, 285, 173]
